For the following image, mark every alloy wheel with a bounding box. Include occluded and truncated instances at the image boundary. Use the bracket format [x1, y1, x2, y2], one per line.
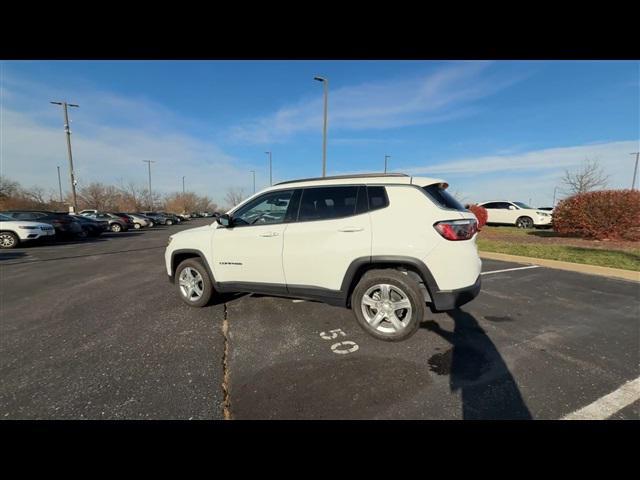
[179, 267, 204, 301]
[360, 283, 413, 334]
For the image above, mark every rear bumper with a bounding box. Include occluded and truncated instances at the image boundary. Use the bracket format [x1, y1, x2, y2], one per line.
[429, 275, 481, 312]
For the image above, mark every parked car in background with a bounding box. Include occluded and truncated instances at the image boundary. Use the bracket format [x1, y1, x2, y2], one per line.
[79, 209, 99, 216]
[158, 212, 182, 224]
[83, 213, 130, 232]
[140, 211, 172, 225]
[1, 210, 83, 238]
[110, 212, 135, 230]
[70, 214, 109, 237]
[126, 213, 153, 229]
[177, 213, 191, 221]
[0, 213, 56, 248]
[476, 201, 553, 228]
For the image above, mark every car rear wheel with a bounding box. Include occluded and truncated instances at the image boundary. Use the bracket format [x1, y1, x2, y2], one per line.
[0, 232, 19, 249]
[516, 216, 534, 229]
[148, 221, 155, 227]
[134, 223, 142, 229]
[166, 219, 174, 226]
[351, 269, 424, 342]
[110, 223, 122, 233]
[176, 258, 213, 307]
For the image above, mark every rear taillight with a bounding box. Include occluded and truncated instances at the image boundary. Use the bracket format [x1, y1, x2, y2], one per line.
[434, 219, 477, 241]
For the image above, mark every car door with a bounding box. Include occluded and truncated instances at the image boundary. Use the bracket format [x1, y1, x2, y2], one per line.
[282, 185, 371, 292]
[212, 189, 296, 286]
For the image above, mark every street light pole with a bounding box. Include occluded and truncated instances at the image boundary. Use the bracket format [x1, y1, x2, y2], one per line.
[265, 151, 272, 186]
[250, 170, 256, 194]
[384, 154, 391, 174]
[50, 101, 79, 211]
[552, 186, 558, 206]
[631, 152, 640, 190]
[57, 166, 63, 203]
[143, 160, 155, 209]
[314, 76, 328, 177]
[182, 176, 185, 194]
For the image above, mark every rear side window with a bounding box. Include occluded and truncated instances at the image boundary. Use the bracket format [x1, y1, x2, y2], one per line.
[367, 186, 389, 211]
[422, 184, 466, 211]
[299, 186, 358, 221]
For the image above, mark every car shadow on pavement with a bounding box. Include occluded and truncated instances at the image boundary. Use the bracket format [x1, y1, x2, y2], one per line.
[422, 308, 532, 420]
[0, 251, 27, 261]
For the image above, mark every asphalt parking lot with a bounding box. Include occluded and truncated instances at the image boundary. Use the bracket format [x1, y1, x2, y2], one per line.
[1, 219, 638, 420]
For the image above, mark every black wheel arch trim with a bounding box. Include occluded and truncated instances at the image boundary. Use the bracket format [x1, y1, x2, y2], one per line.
[169, 249, 216, 285]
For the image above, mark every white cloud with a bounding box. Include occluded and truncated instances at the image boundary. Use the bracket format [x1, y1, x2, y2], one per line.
[402, 140, 640, 206]
[227, 62, 527, 144]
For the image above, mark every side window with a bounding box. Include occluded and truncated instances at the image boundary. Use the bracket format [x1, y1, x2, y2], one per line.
[15, 213, 36, 220]
[233, 190, 294, 227]
[367, 186, 389, 211]
[482, 202, 498, 209]
[298, 186, 358, 221]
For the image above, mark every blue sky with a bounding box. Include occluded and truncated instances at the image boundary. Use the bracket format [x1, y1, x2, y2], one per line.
[1, 60, 638, 206]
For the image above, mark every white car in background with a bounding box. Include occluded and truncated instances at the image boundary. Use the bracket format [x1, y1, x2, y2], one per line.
[477, 201, 553, 228]
[0, 213, 56, 248]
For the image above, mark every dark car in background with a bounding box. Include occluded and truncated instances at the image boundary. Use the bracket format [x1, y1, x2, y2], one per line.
[1, 210, 83, 238]
[157, 212, 182, 224]
[70, 214, 109, 237]
[83, 213, 130, 232]
[111, 212, 135, 229]
[139, 211, 172, 225]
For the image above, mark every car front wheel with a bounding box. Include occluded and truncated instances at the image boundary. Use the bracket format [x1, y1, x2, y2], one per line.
[351, 269, 424, 341]
[0, 231, 19, 249]
[176, 258, 213, 307]
[516, 216, 534, 229]
[134, 223, 142, 229]
[110, 223, 122, 233]
[166, 219, 174, 226]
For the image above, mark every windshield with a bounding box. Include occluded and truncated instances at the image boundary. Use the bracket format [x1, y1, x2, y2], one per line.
[513, 202, 533, 209]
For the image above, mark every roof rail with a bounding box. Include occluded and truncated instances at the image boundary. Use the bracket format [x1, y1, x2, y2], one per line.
[274, 172, 408, 186]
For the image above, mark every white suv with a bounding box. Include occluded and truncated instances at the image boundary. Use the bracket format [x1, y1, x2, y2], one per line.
[477, 201, 552, 228]
[165, 173, 482, 341]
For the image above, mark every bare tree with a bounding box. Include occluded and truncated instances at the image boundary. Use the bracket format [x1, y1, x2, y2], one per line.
[0, 176, 20, 200]
[561, 158, 609, 196]
[225, 188, 246, 209]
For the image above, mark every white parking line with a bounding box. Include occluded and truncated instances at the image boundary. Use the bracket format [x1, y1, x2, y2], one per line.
[562, 377, 640, 420]
[481, 265, 540, 275]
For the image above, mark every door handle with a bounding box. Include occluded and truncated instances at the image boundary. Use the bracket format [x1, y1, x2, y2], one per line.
[338, 227, 364, 232]
[259, 232, 279, 237]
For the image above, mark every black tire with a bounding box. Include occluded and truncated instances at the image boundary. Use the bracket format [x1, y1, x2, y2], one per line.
[515, 216, 534, 229]
[110, 223, 122, 233]
[134, 223, 142, 229]
[351, 269, 424, 342]
[166, 219, 174, 226]
[0, 231, 19, 249]
[175, 258, 214, 307]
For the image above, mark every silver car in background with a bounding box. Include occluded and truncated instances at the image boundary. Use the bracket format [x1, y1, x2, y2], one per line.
[127, 213, 154, 229]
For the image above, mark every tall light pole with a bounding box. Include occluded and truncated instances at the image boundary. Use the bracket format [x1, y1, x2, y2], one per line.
[314, 76, 328, 177]
[143, 160, 155, 209]
[384, 154, 391, 174]
[265, 151, 272, 186]
[182, 175, 186, 194]
[250, 170, 256, 194]
[57, 166, 63, 203]
[50, 101, 79, 211]
[631, 152, 640, 190]
[552, 186, 558, 206]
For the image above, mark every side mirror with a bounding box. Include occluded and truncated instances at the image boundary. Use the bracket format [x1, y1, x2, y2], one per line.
[216, 214, 232, 228]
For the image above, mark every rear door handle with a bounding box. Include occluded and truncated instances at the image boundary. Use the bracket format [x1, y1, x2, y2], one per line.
[338, 227, 364, 232]
[259, 232, 279, 237]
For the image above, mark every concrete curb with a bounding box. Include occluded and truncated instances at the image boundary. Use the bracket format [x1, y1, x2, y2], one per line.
[479, 251, 640, 283]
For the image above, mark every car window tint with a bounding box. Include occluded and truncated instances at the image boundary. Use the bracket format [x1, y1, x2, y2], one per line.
[422, 185, 466, 211]
[298, 187, 358, 221]
[367, 186, 389, 211]
[233, 190, 294, 226]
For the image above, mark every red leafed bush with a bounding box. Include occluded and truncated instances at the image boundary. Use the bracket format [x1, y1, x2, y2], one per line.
[467, 204, 488, 230]
[552, 189, 640, 241]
